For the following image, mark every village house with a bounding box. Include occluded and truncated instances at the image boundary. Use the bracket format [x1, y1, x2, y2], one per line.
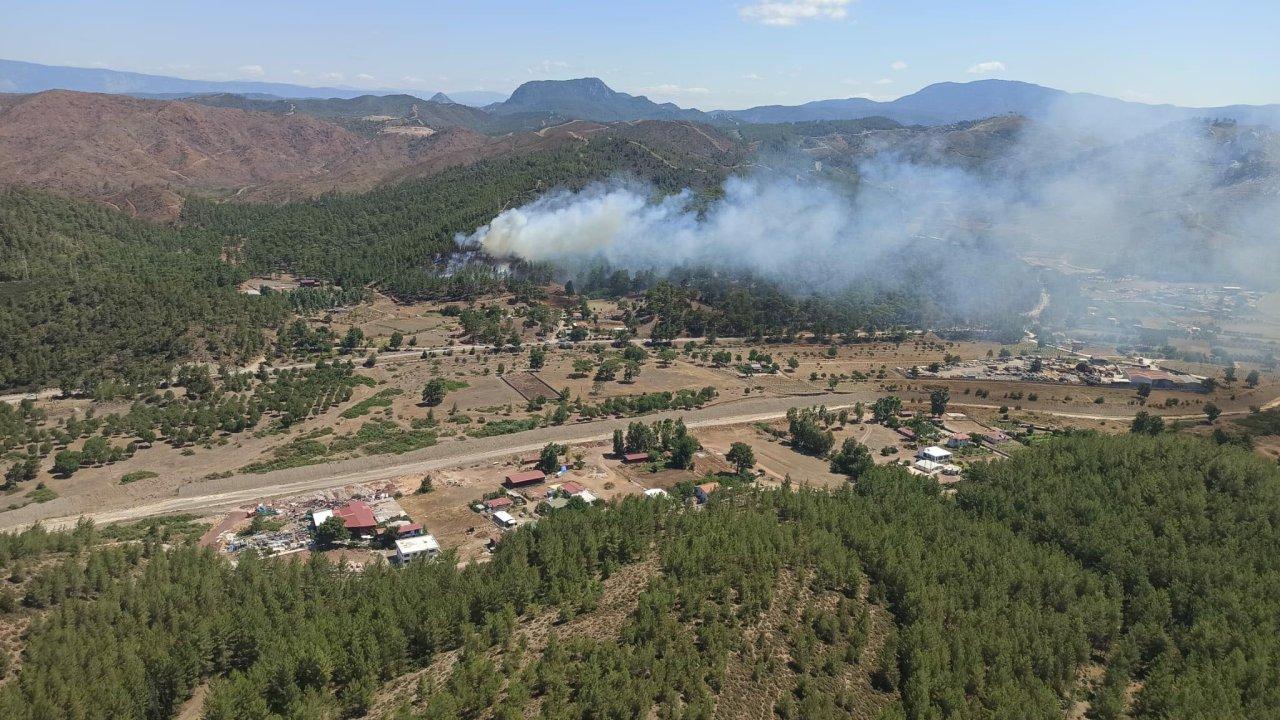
[695, 482, 719, 503]
[917, 446, 953, 463]
[332, 500, 377, 536]
[394, 535, 440, 563]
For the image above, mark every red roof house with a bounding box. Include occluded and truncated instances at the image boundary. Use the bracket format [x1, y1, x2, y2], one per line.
[621, 452, 651, 464]
[504, 469, 546, 488]
[333, 501, 377, 533]
[396, 522, 424, 537]
[484, 496, 514, 510]
[560, 481, 587, 496]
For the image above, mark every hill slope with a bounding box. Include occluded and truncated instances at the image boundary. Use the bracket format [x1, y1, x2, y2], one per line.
[0, 434, 1277, 718]
[489, 77, 708, 122]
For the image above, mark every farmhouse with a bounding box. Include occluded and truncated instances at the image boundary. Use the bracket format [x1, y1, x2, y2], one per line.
[394, 535, 440, 563]
[695, 482, 719, 504]
[917, 446, 953, 463]
[503, 469, 546, 488]
[333, 501, 377, 535]
[946, 434, 972, 449]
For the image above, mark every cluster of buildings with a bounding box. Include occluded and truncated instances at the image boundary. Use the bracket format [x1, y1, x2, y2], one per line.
[909, 353, 1208, 393]
[311, 495, 441, 564]
[910, 445, 963, 480]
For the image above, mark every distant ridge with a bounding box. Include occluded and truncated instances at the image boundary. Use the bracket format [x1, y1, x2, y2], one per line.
[486, 76, 1280, 130]
[4, 59, 1277, 129]
[487, 77, 706, 122]
[0, 58, 403, 99]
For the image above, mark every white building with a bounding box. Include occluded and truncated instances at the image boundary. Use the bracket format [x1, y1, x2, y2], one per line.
[913, 459, 945, 475]
[395, 535, 440, 563]
[643, 488, 669, 499]
[311, 509, 333, 527]
[493, 510, 517, 528]
[917, 446, 953, 463]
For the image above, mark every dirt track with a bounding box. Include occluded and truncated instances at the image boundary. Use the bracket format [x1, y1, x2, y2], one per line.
[3, 390, 1266, 533]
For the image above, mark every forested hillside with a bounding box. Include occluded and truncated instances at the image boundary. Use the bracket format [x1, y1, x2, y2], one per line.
[182, 136, 734, 298]
[0, 433, 1275, 719]
[0, 188, 292, 392]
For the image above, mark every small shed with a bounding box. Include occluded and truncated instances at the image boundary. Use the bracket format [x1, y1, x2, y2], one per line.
[484, 496, 514, 510]
[493, 510, 517, 528]
[621, 452, 651, 464]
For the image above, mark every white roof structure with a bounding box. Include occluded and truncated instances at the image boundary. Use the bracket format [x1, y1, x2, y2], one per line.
[919, 446, 953, 462]
[643, 488, 669, 498]
[395, 535, 440, 559]
[311, 509, 333, 527]
[577, 490, 598, 504]
[493, 510, 516, 527]
[914, 459, 945, 475]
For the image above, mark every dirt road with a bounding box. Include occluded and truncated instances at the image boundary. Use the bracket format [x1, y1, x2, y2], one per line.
[3, 390, 1265, 533]
[3, 391, 876, 531]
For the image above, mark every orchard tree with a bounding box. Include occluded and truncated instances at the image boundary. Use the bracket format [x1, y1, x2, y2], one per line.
[727, 442, 755, 476]
[829, 438, 873, 479]
[529, 347, 546, 370]
[929, 388, 950, 416]
[315, 516, 350, 548]
[422, 378, 447, 407]
[1204, 403, 1222, 423]
[537, 443, 563, 473]
[1246, 370, 1260, 388]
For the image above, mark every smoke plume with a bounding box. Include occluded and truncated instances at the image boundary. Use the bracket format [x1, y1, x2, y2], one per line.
[459, 109, 1280, 300]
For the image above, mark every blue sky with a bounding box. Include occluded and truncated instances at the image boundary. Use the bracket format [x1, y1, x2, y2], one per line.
[2, 0, 1276, 108]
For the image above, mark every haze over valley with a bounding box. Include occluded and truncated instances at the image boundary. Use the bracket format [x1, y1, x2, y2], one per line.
[1, 3, 1279, 718]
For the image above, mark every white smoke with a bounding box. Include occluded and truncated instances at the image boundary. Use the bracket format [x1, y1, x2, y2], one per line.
[458, 111, 1280, 294]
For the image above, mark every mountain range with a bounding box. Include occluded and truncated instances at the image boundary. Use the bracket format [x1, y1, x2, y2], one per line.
[0, 58, 505, 106]
[6, 58, 1279, 130]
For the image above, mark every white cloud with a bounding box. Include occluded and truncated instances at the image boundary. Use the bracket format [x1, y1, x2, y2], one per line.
[966, 61, 1006, 75]
[740, 0, 854, 27]
[641, 84, 711, 100]
[238, 64, 265, 77]
[354, 73, 376, 82]
[742, 73, 764, 81]
[527, 59, 570, 76]
[890, 60, 908, 71]
[874, 77, 893, 85]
